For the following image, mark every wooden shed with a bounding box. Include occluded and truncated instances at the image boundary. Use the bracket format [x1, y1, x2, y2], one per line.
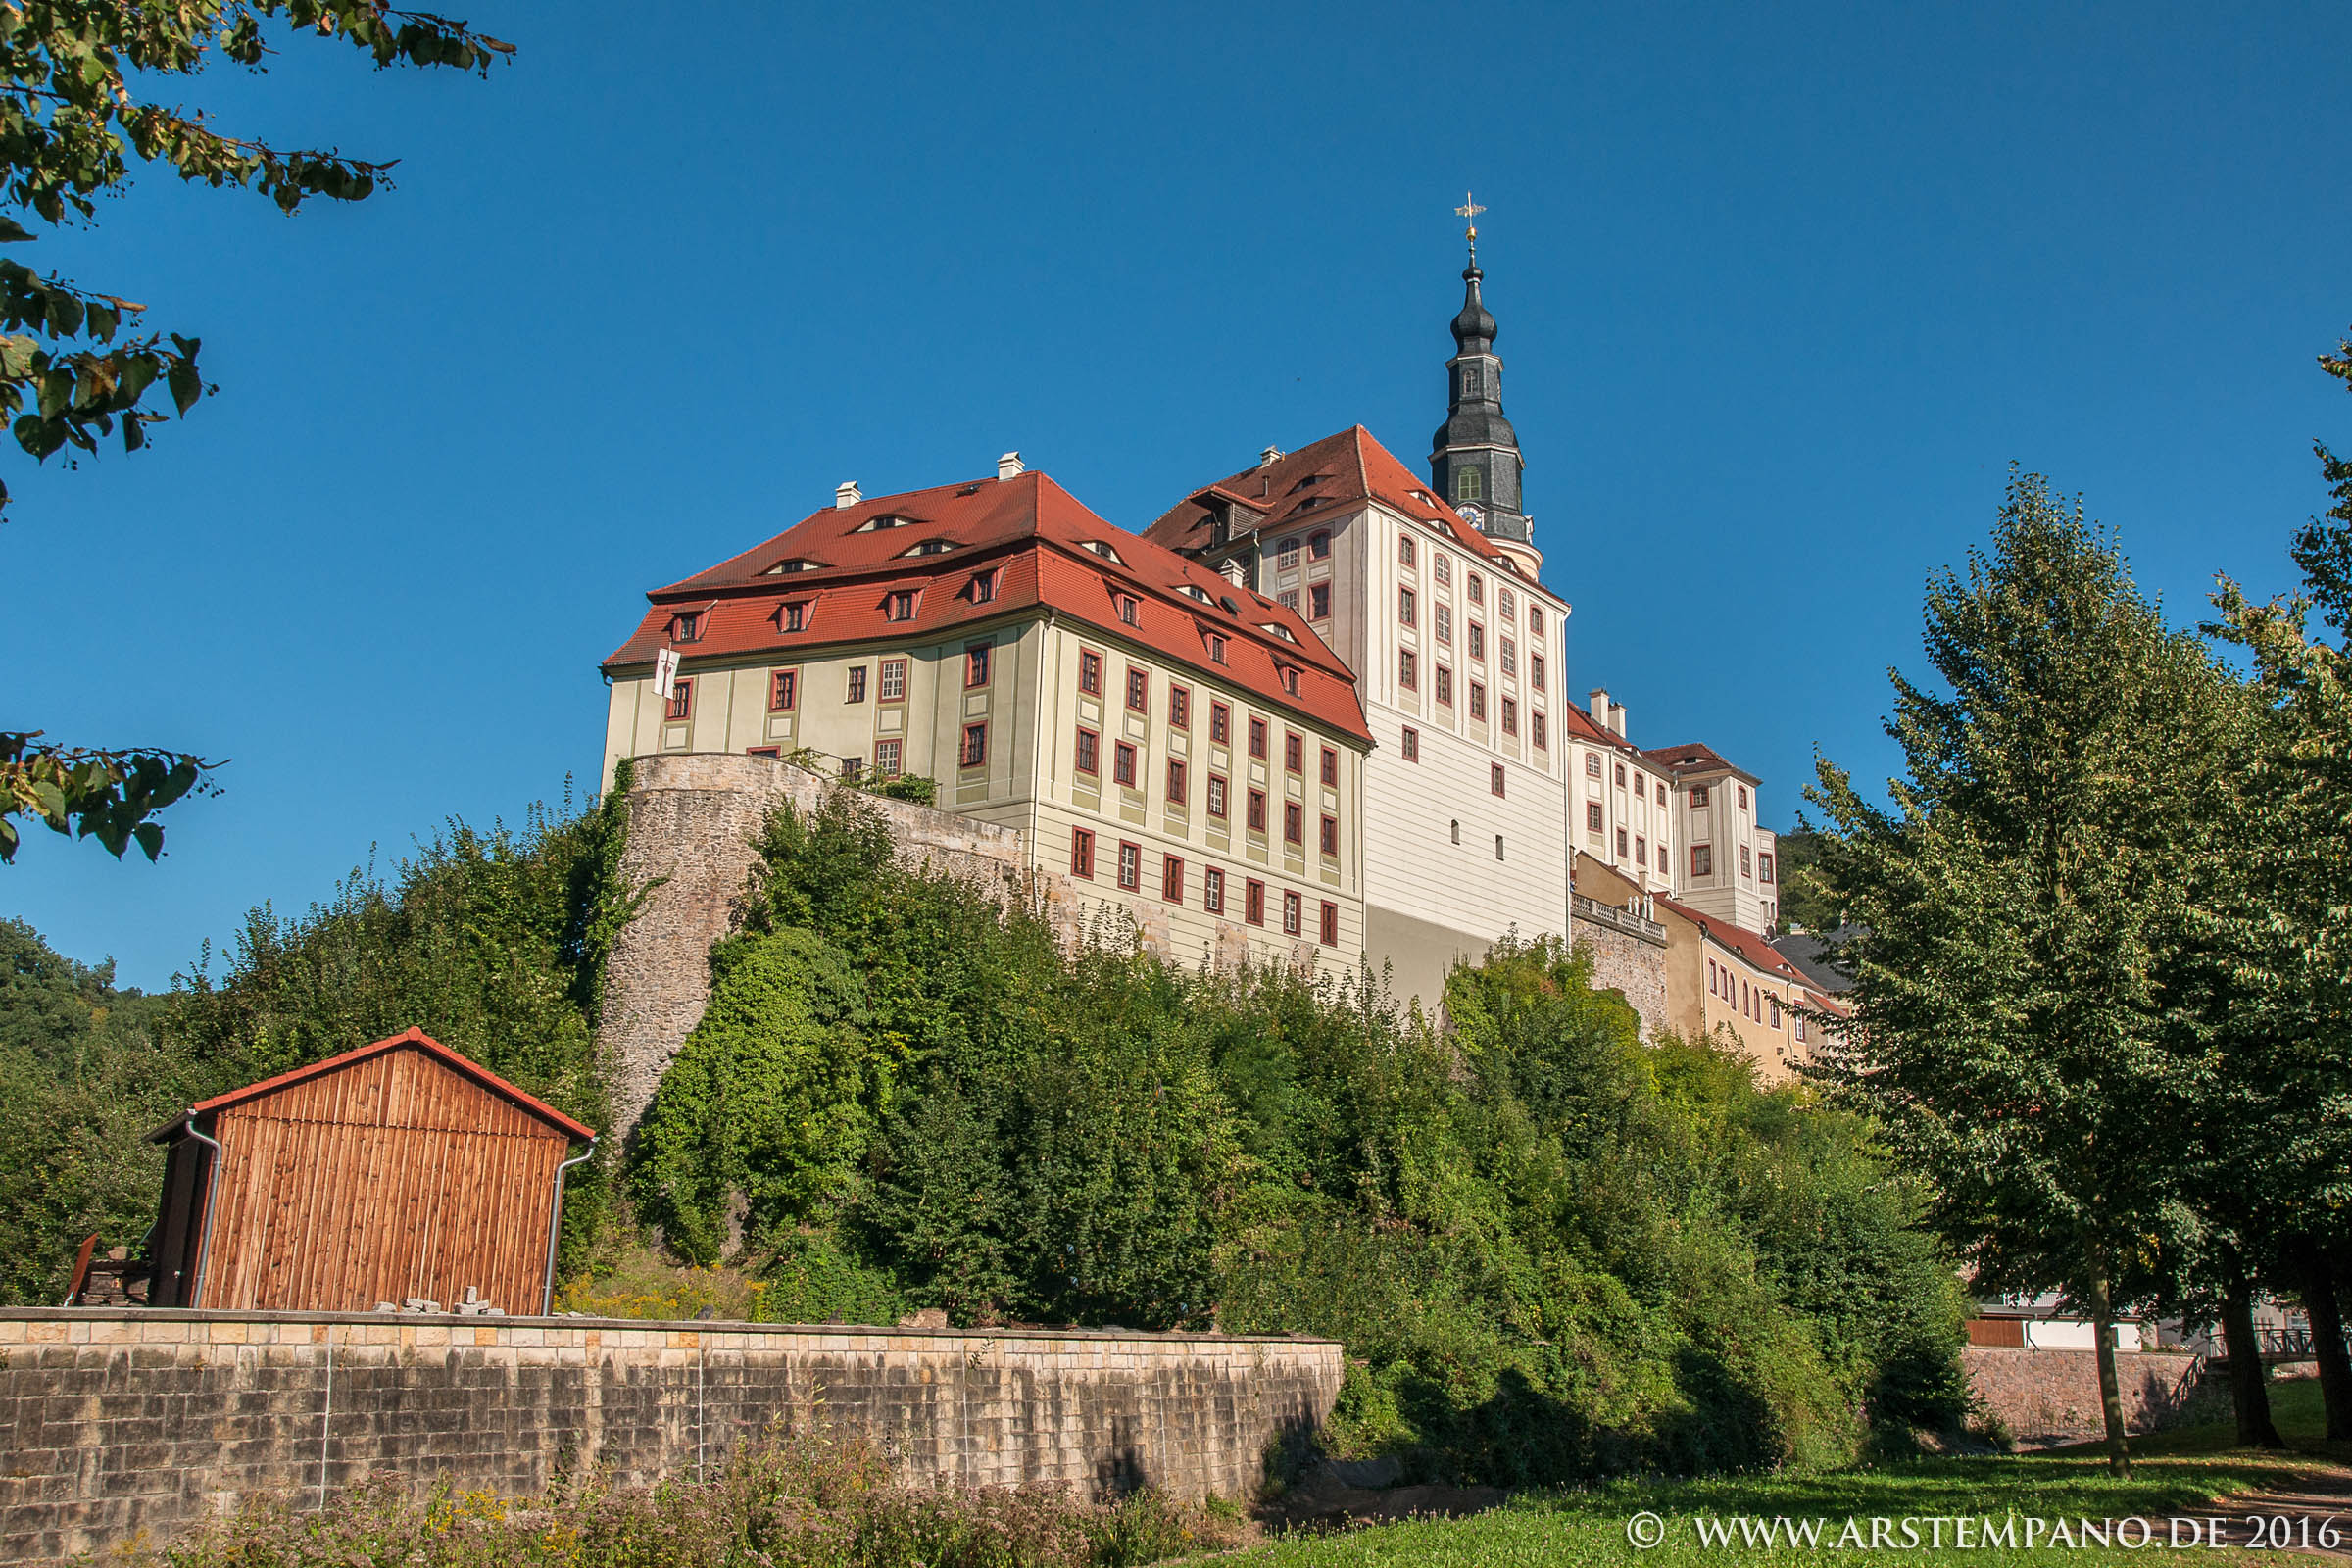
[146, 1027, 596, 1314]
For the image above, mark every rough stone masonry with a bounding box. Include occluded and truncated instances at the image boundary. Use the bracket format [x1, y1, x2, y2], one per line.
[0, 1309, 1345, 1565]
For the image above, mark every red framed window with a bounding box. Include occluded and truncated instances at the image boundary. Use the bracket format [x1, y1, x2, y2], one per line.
[1166, 758, 1187, 804]
[1617, 827, 1629, 857]
[1691, 784, 1711, 808]
[965, 642, 992, 688]
[781, 601, 810, 633]
[1281, 666, 1299, 697]
[1206, 631, 1229, 664]
[846, 665, 868, 703]
[1401, 726, 1419, 761]
[1162, 855, 1184, 902]
[1501, 697, 1517, 736]
[1113, 741, 1138, 787]
[1491, 763, 1505, 798]
[1320, 747, 1339, 787]
[1436, 666, 1452, 706]
[1588, 802, 1604, 831]
[1203, 866, 1226, 913]
[1285, 732, 1303, 773]
[1309, 530, 1330, 560]
[879, 658, 907, 702]
[1467, 571, 1484, 606]
[1169, 684, 1191, 728]
[768, 668, 798, 711]
[1692, 843, 1713, 877]
[671, 610, 704, 642]
[746, 745, 780, 759]
[1282, 891, 1302, 936]
[1248, 788, 1267, 832]
[665, 678, 693, 722]
[1206, 774, 1228, 818]
[1078, 648, 1103, 695]
[1469, 682, 1487, 720]
[1531, 604, 1544, 638]
[1309, 583, 1330, 619]
[1116, 593, 1141, 626]
[1398, 586, 1416, 627]
[1635, 834, 1647, 865]
[1532, 711, 1547, 749]
[1399, 648, 1417, 689]
[1071, 827, 1096, 878]
[1319, 900, 1338, 946]
[1075, 726, 1101, 775]
[960, 722, 988, 767]
[1437, 603, 1452, 644]
[1468, 622, 1485, 661]
[1117, 841, 1142, 891]
[1319, 813, 1338, 856]
[1398, 532, 1416, 566]
[1249, 717, 1268, 759]
[967, 567, 999, 604]
[884, 589, 917, 621]
[1284, 802, 1303, 844]
[874, 738, 902, 776]
[1209, 702, 1231, 745]
[1245, 878, 1266, 926]
[1126, 667, 1149, 711]
[1530, 653, 1545, 692]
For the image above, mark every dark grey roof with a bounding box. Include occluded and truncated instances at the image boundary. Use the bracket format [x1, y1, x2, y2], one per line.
[1769, 926, 1863, 994]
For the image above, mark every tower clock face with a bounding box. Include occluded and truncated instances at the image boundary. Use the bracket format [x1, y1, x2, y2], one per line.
[1456, 503, 1486, 530]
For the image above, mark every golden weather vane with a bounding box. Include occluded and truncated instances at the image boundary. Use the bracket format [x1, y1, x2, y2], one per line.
[1454, 191, 1486, 244]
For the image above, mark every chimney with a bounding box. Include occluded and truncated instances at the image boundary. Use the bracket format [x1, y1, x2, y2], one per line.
[1610, 700, 1628, 738]
[1259, 445, 1285, 468]
[1219, 557, 1247, 586]
[997, 451, 1024, 480]
[1589, 688, 1610, 727]
[835, 481, 862, 510]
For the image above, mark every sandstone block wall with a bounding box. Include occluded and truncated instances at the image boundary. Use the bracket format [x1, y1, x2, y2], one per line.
[1569, 906, 1672, 1040]
[1962, 1347, 2213, 1444]
[0, 1309, 1344, 1565]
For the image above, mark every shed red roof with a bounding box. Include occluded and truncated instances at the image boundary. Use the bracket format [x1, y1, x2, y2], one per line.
[173, 1027, 597, 1143]
[1557, 700, 1655, 763]
[1652, 892, 1811, 987]
[1143, 426, 1568, 611]
[604, 469, 1369, 742]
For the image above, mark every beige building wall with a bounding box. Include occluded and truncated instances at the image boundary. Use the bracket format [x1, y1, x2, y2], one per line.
[1568, 693, 1676, 899]
[1671, 767, 1778, 933]
[603, 613, 1365, 982]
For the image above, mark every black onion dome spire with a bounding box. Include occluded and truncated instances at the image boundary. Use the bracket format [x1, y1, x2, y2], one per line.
[1451, 261, 1496, 350]
[1429, 218, 1530, 549]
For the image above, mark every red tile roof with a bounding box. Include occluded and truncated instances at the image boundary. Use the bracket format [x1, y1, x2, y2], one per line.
[602, 470, 1370, 743]
[1143, 426, 1569, 610]
[1557, 700, 1656, 763]
[1642, 741, 1760, 786]
[172, 1027, 598, 1142]
[1652, 892, 1812, 988]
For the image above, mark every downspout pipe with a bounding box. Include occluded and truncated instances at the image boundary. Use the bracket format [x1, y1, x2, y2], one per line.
[540, 1139, 597, 1317]
[181, 1114, 223, 1310]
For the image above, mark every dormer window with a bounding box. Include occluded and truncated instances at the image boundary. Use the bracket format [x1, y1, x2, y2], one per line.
[1258, 621, 1298, 644]
[1115, 592, 1140, 626]
[1177, 583, 1214, 605]
[856, 514, 916, 532]
[967, 569, 1000, 605]
[778, 600, 813, 633]
[1083, 539, 1125, 564]
[1288, 475, 1323, 494]
[884, 589, 918, 622]
[670, 611, 704, 643]
[1279, 666, 1300, 697]
[901, 538, 956, 557]
[764, 558, 820, 575]
[1204, 630, 1229, 665]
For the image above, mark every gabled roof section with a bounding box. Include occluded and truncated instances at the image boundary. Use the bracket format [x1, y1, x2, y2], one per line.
[602, 469, 1369, 742]
[1145, 426, 1564, 601]
[1642, 741, 1762, 787]
[163, 1027, 597, 1143]
[1557, 701, 1655, 764]
[1653, 893, 1810, 986]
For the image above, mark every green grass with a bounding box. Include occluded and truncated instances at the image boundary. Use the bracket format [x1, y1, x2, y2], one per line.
[2044, 1373, 2337, 1459]
[1225, 1388, 2347, 1567]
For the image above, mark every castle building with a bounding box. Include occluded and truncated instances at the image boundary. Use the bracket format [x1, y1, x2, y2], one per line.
[1642, 741, 1779, 933]
[1142, 258, 1573, 1006]
[600, 463, 1371, 979]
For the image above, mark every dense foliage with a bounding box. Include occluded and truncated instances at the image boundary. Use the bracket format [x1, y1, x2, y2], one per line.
[627, 790, 1967, 1484]
[0, 779, 634, 1301]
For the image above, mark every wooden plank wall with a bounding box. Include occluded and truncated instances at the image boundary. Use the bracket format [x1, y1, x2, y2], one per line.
[199, 1047, 570, 1313]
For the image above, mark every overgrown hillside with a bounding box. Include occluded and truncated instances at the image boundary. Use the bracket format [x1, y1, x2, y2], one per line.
[1, 778, 1966, 1484]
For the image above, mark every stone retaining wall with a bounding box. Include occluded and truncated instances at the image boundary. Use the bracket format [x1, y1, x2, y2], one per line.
[0, 1309, 1343, 1565]
[1962, 1347, 2213, 1445]
[1569, 906, 1672, 1040]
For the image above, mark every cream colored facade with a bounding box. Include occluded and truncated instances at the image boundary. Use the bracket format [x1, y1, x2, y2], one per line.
[1664, 760, 1779, 933]
[603, 611, 1366, 980]
[1251, 497, 1573, 1009]
[1567, 690, 1676, 899]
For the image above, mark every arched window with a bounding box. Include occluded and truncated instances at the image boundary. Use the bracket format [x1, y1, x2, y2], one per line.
[1460, 366, 1484, 399]
[1453, 466, 1483, 503]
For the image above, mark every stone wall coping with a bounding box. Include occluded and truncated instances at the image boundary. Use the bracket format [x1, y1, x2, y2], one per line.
[0, 1305, 1337, 1348]
[1962, 1345, 2202, 1360]
[1570, 894, 1668, 947]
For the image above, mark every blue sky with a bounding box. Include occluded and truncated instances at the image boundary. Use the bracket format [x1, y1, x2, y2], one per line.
[6, 2, 2347, 989]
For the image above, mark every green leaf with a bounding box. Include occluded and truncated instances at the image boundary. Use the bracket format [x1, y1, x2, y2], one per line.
[131, 822, 163, 860]
[0, 217, 35, 244]
[167, 358, 201, 416]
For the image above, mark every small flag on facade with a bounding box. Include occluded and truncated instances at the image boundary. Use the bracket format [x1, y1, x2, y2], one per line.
[654, 646, 680, 701]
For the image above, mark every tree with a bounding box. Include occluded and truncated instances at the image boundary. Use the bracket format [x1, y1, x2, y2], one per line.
[2202, 325, 2352, 1441]
[1807, 472, 2241, 1476]
[0, 3, 514, 861]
